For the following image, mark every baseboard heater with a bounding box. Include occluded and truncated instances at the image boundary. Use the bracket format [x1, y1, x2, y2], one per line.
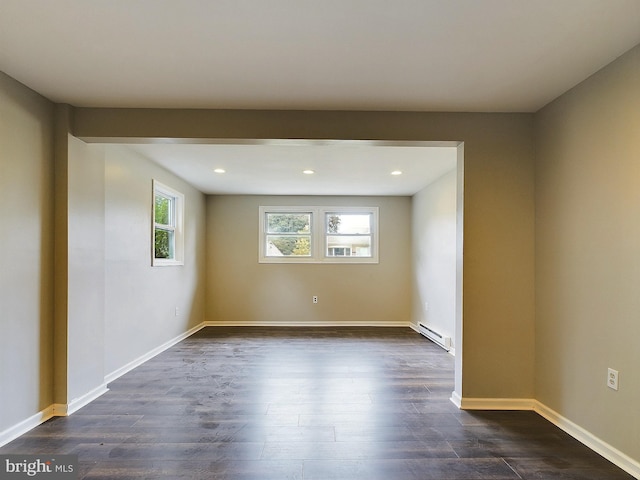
[418, 323, 451, 352]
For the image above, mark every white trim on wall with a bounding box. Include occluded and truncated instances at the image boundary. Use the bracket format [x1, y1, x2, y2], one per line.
[452, 396, 536, 411]
[0, 407, 55, 448]
[534, 401, 640, 479]
[450, 395, 640, 479]
[104, 323, 205, 384]
[4, 323, 639, 480]
[0, 323, 206, 448]
[67, 384, 109, 416]
[204, 320, 408, 328]
[51, 384, 109, 417]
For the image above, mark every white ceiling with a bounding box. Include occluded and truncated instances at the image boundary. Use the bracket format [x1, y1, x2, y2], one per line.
[1, 0, 639, 112]
[125, 141, 458, 196]
[2, 0, 638, 195]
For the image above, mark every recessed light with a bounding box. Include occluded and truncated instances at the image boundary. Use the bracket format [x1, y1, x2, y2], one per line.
[303, 169, 315, 175]
[391, 170, 403, 176]
[213, 168, 226, 174]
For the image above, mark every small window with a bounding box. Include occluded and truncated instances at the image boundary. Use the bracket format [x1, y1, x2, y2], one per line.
[153, 180, 184, 266]
[259, 206, 378, 264]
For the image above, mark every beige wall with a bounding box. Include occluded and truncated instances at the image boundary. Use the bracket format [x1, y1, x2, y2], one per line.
[75, 109, 536, 401]
[104, 145, 207, 376]
[67, 136, 106, 402]
[0, 69, 209, 439]
[411, 169, 457, 349]
[1, 69, 537, 440]
[0, 73, 54, 432]
[206, 195, 412, 325]
[4, 41, 639, 465]
[535, 44, 640, 461]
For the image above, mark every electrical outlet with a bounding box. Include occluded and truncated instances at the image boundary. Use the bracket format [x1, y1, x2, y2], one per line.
[424, 302, 429, 311]
[607, 368, 619, 391]
[175, 307, 180, 316]
[312, 296, 318, 304]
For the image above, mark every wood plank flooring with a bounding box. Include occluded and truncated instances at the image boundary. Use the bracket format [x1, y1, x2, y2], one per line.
[1, 327, 634, 479]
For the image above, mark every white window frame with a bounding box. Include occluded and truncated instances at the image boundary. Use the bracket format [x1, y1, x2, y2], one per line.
[259, 206, 316, 263]
[259, 206, 378, 264]
[152, 180, 184, 266]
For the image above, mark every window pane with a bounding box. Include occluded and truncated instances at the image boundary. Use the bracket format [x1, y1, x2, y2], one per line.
[326, 213, 371, 234]
[267, 235, 311, 256]
[155, 228, 174, 259]
[327, 235, 372, 257]
[267, 213, 311, 234]
[155, 194, 171, 225]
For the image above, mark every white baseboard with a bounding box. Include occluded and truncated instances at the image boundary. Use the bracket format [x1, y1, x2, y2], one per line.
[456, 396, 536, 411]
[1, 323, 207, 448]
[450, 395, 640, 478]
[62, 383, 109, 416]
[104, 322, 206, 384]
[0, 406, 55, 447]
[203, 320, 409, 327]
[6, 325, 637, 478]
[534, 401, 640, 479]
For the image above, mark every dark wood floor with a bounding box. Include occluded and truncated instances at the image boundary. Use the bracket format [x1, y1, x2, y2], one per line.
[1, 327, 633, 479]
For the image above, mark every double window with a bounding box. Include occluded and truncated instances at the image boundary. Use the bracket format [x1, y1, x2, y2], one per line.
[152, 180, 184, 266]
[259, 206, 378, 263]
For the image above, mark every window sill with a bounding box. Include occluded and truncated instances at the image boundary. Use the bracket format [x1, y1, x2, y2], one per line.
[152, 259, 184, 267]
[259, 258, 378, 265]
